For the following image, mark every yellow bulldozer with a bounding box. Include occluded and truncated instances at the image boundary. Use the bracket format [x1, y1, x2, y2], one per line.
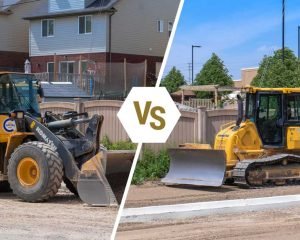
[0, 72, 117, 205]
[163, 86, 300, 187]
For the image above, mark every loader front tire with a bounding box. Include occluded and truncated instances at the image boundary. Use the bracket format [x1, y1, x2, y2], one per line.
[8, 142, 63, 202]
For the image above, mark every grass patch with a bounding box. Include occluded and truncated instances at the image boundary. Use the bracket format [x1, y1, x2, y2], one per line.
[102, 135, 137, 150]
[132, 149, 170, 185]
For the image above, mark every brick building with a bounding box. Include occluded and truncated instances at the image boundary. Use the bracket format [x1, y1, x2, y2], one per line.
[24, 0, 180, 90]
[0, 0, 41, 71]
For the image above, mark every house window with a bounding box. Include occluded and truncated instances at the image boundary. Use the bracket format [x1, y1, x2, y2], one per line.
[42, 19, 54, 37]
[79, 16, 92, 34]
[168, 21, 173, 32]
[80, 61, 88, 74]
[168, 21, 173, 36]
[60, 61, 76, 82]
[157, 20, 164, 33]
[47, 62, 54, 81]
[47, 62, 54, 73]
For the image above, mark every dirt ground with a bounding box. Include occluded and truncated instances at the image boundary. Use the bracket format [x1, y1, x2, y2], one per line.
[0, 186, 118, 240]
[117, 206, 300, 240]
[125, 181, 300, 207]
[117, 182, 300, 239]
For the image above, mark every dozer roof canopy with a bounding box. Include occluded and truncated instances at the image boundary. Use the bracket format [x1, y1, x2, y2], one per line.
[0, 73, 40, 116]
[245, 86, 300, 94]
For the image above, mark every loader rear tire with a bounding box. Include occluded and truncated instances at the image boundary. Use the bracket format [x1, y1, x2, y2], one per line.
[8, 142, 63, 202]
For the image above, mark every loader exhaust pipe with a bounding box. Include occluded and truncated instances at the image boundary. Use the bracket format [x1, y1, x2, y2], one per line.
[236, 95, 243, 127]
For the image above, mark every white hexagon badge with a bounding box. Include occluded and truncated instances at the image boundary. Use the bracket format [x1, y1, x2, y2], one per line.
[118, 87, 181, 143]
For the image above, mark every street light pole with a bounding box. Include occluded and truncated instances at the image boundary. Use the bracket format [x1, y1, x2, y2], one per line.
[298, 26, 300, 60]
[192, 45, 201, 84]
[282, 0, 285, 62]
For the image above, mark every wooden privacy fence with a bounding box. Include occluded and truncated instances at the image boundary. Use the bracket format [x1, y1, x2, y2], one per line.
[145, 107, 238, 152]
[40, 99, 129, 143]
[40, 100, 237, 151]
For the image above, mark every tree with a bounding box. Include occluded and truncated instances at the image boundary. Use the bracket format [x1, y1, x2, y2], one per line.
[194, 53, 233, 98]
[161, 67, 186, 93]
[251, 48, 300, 88]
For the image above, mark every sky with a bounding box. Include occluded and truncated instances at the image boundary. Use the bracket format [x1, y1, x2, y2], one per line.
[164, 0, 300, 83]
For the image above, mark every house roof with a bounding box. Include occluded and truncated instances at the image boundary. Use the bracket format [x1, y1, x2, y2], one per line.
[24, 0, 119, 20]
[0, 0, 41, 14]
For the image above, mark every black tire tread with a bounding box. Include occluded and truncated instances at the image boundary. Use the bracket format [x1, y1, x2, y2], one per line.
[8, 141, 63, 202]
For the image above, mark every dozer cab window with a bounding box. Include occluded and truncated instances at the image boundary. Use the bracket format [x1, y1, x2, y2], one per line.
[286, 95, 300, 121]
[246, 93, 256, 121]
[0, 74, 40, 116]
[257, 94, 283, 146]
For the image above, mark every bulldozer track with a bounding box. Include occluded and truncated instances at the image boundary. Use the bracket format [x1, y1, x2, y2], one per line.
[233, 154, 300, 188]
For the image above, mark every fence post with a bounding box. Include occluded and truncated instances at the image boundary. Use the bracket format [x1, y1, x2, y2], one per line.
[74, 98, 85, 132]
[198, 106, 207, 143]
[124, 58, 127, 95]
[144, 59, 147, 86]
[53, 53, 57, 82]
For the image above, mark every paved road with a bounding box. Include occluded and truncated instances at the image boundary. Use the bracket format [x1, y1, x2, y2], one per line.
[116, 182, 300, 240]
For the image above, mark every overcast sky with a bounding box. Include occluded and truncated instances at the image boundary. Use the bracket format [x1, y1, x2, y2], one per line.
[164, 0, 300, 83]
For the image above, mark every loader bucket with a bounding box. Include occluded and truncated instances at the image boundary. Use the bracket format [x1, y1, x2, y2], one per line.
[106, 150, 136, 175]
[162, 148, 226, 187]
[77, 152, 118, 206]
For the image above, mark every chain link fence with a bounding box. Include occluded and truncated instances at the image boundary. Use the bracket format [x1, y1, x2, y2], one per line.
[34, 60, 147, 100]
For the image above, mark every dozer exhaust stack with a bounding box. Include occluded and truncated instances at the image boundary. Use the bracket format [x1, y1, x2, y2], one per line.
[162, 148, 227, 187]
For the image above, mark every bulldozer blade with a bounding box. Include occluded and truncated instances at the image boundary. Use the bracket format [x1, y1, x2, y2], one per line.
[162, 148, 226, 187]
[77, 152, 118, 206]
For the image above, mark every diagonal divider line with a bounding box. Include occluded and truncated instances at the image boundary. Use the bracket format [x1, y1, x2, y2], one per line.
[111, 1, 186, 239]
[110, 143, 142, 240]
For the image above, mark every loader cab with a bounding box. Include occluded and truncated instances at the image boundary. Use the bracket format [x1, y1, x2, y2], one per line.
[0, 73, 41, 117]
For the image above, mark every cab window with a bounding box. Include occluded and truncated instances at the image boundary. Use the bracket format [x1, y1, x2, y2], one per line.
[246, 93, 256, 121]
[287, 95, 300, 121]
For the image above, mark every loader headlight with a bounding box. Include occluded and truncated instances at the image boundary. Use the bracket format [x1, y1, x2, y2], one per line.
[16, 111, 24, 119]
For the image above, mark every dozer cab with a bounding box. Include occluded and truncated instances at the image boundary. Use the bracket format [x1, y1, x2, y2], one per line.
[0, 72, 116, 205]
[163, 87, 300, 188]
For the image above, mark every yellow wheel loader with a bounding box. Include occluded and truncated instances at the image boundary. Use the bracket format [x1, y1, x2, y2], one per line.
[0, 72, 116, 205]
[163, 87, 300, 188]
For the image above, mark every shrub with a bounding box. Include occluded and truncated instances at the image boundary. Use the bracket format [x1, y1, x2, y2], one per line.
[102, 135, 136, 150]
[132, 149, 170, 185]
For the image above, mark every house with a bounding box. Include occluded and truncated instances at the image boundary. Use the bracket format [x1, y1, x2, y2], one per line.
[0, 0, 42, 71]
[24, 0, 180, 95]
[233, 67, 258, 88]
